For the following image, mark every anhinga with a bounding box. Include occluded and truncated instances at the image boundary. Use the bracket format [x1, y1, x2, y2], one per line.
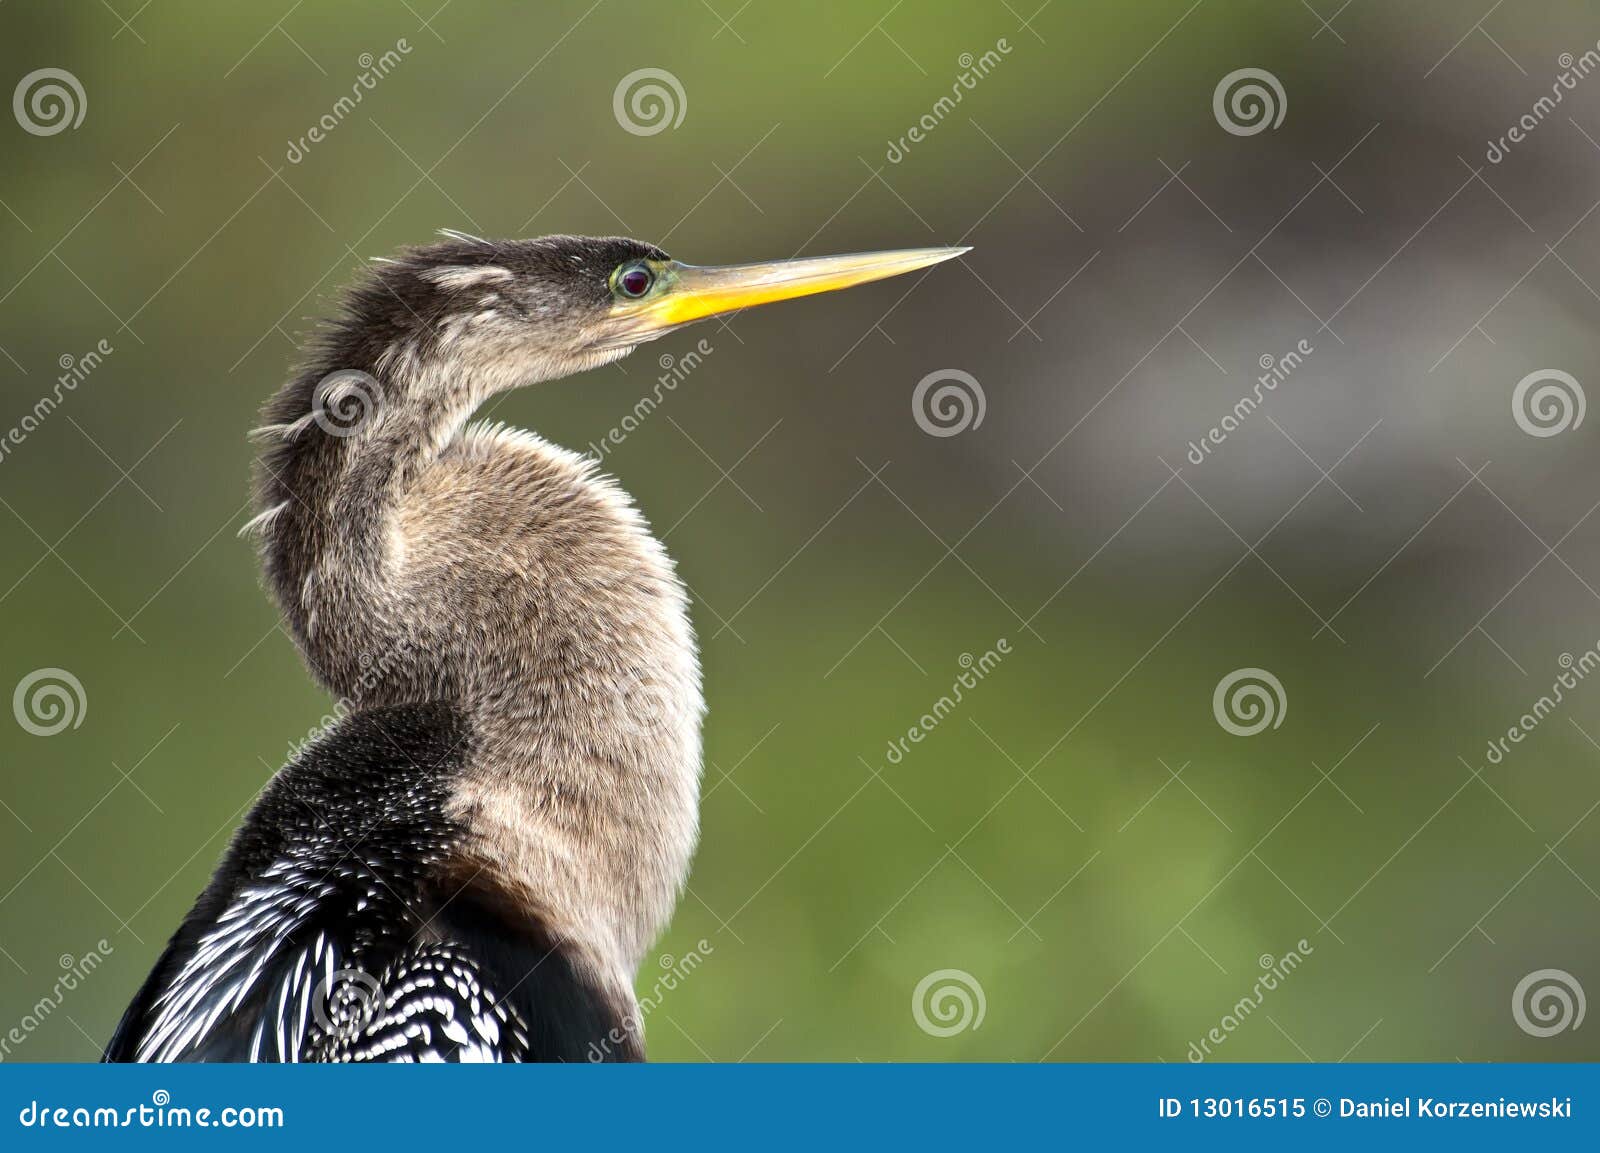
[103, 233, 964, 1062]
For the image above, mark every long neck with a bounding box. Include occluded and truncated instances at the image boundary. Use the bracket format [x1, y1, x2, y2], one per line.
[254, 347, 481, 696]
[250, 337, 704, 986]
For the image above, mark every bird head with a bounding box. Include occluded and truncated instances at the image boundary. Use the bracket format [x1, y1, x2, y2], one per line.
[338, 232, 968, 390]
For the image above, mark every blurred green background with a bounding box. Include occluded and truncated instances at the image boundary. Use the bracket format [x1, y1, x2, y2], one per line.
[3, 0, 1599, 1061]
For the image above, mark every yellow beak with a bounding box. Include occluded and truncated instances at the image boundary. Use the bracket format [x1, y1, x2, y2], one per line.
[603, 246, 968, 346]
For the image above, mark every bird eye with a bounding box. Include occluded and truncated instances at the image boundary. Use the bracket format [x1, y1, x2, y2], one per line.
[616, 264, 654, 299]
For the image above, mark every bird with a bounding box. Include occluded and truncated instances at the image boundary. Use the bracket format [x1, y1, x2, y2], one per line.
[103, 232, 966, 1062]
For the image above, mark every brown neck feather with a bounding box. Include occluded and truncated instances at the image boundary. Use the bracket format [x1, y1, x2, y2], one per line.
[249, 332, 704, 995]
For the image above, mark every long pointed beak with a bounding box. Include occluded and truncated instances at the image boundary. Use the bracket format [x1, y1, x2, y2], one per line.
[603, 246, 968, 347]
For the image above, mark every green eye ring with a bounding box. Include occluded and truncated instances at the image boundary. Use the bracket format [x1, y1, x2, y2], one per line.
[613, 263, 655, 299]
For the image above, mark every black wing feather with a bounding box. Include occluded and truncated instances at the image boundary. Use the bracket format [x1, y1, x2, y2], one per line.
[104, 704, 541, 1062]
